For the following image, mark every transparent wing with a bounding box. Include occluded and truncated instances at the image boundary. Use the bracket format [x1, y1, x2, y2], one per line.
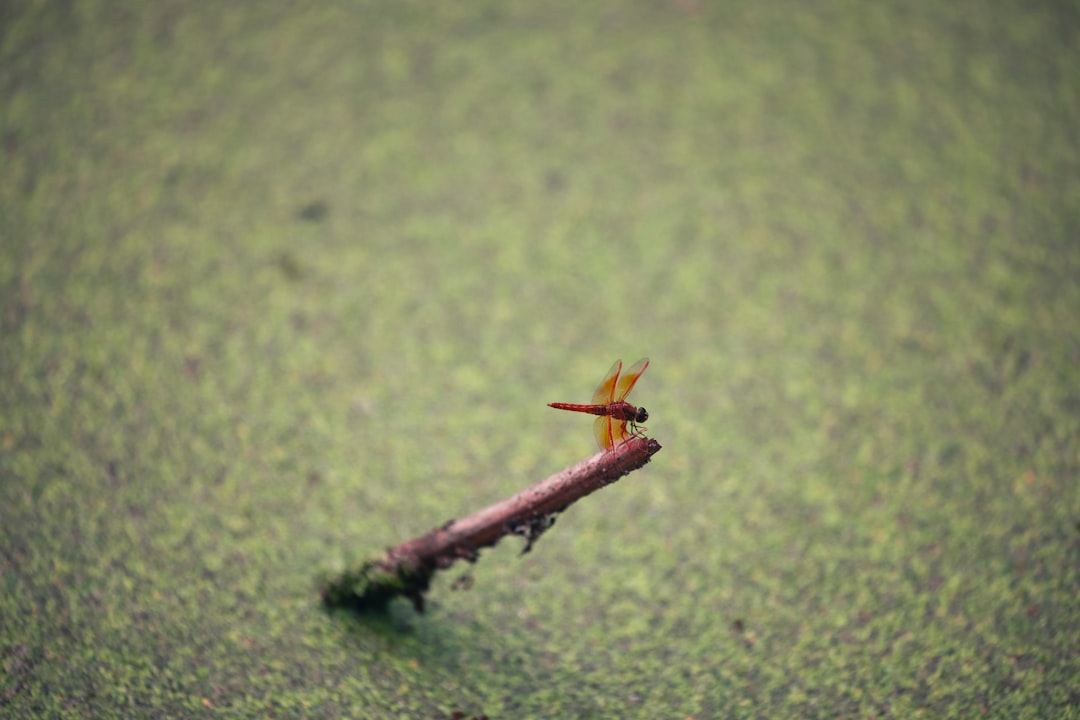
[590, 359, 623, 405]
[612, 357, 649, 402]
[594, 415, 617, 450]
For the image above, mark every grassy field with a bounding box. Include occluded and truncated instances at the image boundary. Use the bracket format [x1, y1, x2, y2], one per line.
[2, 1, 1078, 717]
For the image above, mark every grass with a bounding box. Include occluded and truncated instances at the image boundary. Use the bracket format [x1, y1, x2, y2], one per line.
[2, 0, 1078, 717]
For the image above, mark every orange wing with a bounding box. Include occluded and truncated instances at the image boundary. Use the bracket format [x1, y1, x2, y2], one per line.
[591, 358, 650, 450]
[593, 416, 615, 450]
[613, 357, 649, 403]
[591, 360, 623, 450]
[590, 359, 624, 406]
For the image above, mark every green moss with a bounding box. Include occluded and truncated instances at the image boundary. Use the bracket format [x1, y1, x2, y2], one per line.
[2, 0, 1078, 716]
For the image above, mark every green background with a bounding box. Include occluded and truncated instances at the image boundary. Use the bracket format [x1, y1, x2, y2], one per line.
[2, 1, 1078, 717]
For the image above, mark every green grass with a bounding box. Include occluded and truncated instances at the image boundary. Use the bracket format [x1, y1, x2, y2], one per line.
[2, 1, 1078, 717]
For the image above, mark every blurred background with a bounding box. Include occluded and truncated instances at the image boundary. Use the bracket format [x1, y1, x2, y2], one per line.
[2, 1, 1078, 717]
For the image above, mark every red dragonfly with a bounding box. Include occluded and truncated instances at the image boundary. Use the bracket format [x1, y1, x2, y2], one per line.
[548, 358, 650, 451]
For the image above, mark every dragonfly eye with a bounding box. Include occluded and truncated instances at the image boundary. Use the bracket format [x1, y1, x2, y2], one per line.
[636, 407, 648, 423]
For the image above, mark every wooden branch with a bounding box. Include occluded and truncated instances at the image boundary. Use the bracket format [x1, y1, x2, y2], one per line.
[319, 436, 662, 613]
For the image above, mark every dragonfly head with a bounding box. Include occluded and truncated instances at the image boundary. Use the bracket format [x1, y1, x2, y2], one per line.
[635, 407, 649, 423]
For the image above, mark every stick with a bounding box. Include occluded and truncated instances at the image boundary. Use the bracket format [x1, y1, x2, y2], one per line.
[320, 436, 662, 612]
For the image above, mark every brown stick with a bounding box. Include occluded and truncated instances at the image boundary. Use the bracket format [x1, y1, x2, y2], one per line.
[320, 436, 662, 612]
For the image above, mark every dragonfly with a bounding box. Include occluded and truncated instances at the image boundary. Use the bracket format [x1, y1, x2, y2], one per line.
[548, 358, 650, 451]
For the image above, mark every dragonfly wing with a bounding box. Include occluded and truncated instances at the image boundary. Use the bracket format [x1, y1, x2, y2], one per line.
[613, 357, 649, 402]
[610, 417, 632, 446]
[594, 415, 616, 450]
[591, 359, 623, 405]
